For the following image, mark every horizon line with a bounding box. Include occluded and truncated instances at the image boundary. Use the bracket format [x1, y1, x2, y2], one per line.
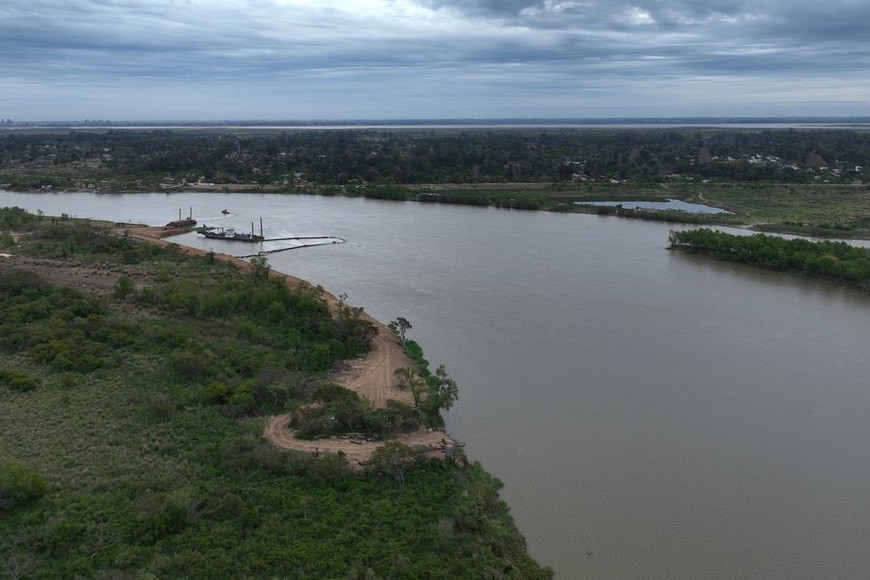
[3, 116, 870, 130]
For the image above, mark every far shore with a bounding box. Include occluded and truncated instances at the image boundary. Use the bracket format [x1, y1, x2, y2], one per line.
[8, 185, 870, 240]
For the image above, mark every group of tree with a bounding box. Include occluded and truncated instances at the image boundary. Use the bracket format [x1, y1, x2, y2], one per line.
[289, 314, 459, 440]
[394, 363, 459, 428]
[2, 127, 869, 191]
[669, 228, 870, 287]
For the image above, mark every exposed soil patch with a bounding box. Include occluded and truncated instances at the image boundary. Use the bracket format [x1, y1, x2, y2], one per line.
[264, 414, 458, 471]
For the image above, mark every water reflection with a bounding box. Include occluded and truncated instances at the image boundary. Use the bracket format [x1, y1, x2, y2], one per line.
[577, 199, 731, 213]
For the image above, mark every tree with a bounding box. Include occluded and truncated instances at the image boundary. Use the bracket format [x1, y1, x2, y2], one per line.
[388, 316, 412, 345]
[427, 364, 459, 413]
[394, 366, 426, 409]
[366, 442, 424, 485]
[249, 255, 270, 282]
[336, 293, 378, 355]
[0, 461, 49, 511]
[113, 274, 135, 299]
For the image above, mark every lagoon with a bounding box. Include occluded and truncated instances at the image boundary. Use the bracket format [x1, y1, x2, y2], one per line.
[4, 190, 870, 579]
[576, 198, 731, 214]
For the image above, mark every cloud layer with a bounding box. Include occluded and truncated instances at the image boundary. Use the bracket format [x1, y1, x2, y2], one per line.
[2, 0, 869, 120]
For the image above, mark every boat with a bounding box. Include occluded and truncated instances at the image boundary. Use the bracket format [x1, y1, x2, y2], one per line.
[165, 207, 197, 228]
[200, 218, 265, 242]
[166, 218, 197, 228]
[202, 228, 263, 242]
[221, 209, 230, 215]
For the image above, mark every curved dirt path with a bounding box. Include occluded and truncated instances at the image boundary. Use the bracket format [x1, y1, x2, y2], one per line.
[115, 223, 441, 466]
[334, 318, 414, 408]
[263, 320, 439, 467]
[263, 415, 455, 470]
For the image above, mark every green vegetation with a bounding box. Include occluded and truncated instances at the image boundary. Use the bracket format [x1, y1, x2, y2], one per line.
[0, 369, 41, 392]
[388, 316, 412, 345]
[391, 364, 460, 429]
[3, 127, 868, 188]
[4, 127, 870, 237]
[389, 327, 460, 429]
[0, 208, 550, 578]
[289, 382, 419, 440]
[0, 461, 49, 511]
[669, 228, 870, 288]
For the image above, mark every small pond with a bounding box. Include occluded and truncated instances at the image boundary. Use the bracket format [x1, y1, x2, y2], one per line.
[577, 198, 731, 214]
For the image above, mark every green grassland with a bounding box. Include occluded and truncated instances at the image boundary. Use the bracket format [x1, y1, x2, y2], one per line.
[4, 127, 870, 238]
[0, 208, 551, 579]
[404, 181, 870, 238]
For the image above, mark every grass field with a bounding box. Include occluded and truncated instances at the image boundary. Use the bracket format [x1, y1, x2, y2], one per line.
[407, 181, 870, 238]
[0, 211, 551, 578]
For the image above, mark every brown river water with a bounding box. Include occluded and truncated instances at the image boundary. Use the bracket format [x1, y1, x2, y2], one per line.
[4, 190, 870, 579]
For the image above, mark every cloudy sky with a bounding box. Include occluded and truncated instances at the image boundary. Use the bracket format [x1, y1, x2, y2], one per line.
[2, 0, 869, 121]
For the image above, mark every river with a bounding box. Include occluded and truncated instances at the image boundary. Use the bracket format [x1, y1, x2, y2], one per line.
[4, 190, 870, 579]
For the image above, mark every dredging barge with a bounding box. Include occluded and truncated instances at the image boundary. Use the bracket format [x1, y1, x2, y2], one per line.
[198, 217, 346, 253]
[201, 218, 264, 242]
[165, 207, 197, 228]
[202, 228, 264, 242]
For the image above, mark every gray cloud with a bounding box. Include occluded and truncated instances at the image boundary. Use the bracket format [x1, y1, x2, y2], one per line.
[1, 0, 868, 119]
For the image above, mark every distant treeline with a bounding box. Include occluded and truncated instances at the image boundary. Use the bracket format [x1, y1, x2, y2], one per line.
[2, 127, 869, 190]
[669, 228, 870, 287]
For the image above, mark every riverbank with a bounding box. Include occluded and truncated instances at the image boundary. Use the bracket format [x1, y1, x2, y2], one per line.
[1, 210, 552, 577]
[117, 222, 464, 468]
[9, 194, 870, 577]
[8, 180, 870, 239]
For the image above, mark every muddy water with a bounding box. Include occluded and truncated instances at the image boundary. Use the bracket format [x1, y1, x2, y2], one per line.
[5, 190, 870, 579]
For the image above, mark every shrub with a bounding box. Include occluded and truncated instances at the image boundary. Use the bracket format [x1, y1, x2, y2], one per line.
[403, 340, 429, 374]
[366, 442, 426, 485]
[171, 347, 215, 381]
[136, 489, 201, 544]
[0, 369, 40, 392]
[113, 275, 135, 299]
[0, 461, 49, 511]
[0, 230, 15, 249]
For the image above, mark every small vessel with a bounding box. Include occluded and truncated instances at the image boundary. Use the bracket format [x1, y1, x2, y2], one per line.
[221, 209, 230, 215]
[202, 228, 263, 242]
[166, 207, 196, 228]
[200, 218, 264, 242]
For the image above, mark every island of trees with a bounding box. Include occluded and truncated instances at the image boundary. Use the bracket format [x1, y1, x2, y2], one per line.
[0, 208, 551, 578]
[669, 228, 870, 288]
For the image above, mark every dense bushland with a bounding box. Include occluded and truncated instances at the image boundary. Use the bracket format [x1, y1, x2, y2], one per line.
[0, 209, 550, 578]
[2, 127, 868, 190]
[669, 228, 870, 287]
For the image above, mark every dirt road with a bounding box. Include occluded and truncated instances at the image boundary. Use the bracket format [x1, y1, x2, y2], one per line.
[118, 224, 445, 466]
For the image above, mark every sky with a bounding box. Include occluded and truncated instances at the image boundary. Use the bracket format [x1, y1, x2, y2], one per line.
[2, 0, 870, 121]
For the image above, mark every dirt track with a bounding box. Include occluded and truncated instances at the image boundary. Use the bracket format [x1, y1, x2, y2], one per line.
[263, 414, 454, 470]
[334, 318, 415, 408]
[120, 224, 450, 467]
[4, 222, 452, 468]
